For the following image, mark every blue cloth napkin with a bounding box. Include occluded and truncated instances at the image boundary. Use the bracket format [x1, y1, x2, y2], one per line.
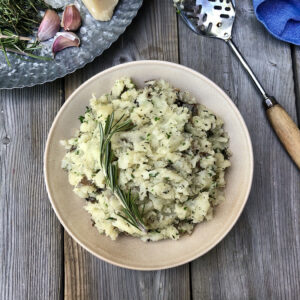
[253, 0, 300, 45]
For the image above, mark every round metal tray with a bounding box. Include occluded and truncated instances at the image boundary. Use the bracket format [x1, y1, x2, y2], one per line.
[0, 0, 143, 89]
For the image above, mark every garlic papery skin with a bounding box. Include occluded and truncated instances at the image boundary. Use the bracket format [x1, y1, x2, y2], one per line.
[61, 4, 82, 31]
[52, 32, 80, 56]
[37, 9, 60, 41]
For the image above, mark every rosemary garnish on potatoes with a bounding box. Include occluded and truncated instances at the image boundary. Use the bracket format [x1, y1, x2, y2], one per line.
[99, 113, 147, 232]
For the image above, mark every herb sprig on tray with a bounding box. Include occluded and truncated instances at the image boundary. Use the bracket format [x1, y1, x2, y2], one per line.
[99, 113, 147, 232]
[0, 0, 55, 65]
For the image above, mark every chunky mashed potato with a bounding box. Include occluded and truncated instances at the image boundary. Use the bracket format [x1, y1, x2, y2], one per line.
[61, 78, 230, 242]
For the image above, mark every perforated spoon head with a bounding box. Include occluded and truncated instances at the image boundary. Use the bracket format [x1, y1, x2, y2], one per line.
[176, 0, 235, 40]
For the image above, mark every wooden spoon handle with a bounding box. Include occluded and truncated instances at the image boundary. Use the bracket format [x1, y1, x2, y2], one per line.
[266, 103, 300, 169]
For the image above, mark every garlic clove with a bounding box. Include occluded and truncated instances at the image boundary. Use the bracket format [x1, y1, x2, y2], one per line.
[61, 4, 82, 31]
[52, 32, 80, 56]
[82, 0, 119, 21]
[37, 9, 60, 41]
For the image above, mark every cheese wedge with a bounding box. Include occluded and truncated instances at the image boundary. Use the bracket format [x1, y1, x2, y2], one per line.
[82, 0, 119, 21]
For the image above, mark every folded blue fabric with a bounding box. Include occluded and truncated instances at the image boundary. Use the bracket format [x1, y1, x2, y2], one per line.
[253, 0, 300, 45]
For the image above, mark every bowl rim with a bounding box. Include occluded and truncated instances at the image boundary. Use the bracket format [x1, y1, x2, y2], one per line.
[44, 60, 254, 270]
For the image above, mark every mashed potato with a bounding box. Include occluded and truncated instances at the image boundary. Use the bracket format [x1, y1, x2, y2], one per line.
[61, 78, 230, 242]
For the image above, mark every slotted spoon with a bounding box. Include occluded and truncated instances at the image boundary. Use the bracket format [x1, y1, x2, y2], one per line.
[175, 0, 300, 168]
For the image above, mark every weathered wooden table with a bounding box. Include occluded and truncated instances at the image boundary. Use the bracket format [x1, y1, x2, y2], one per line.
[1, 0, 299, 299]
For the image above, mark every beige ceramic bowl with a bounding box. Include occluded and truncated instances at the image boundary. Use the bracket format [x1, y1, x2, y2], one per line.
[44, 60, 253, 270]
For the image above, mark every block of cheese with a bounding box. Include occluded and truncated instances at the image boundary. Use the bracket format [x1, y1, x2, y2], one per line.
[82, 0, 119, 21]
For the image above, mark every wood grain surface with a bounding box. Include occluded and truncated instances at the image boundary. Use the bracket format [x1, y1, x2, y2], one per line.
[179, 0, 300, 299]
[293, 46, 300, 123]
[0, 0, 299, 299]
[64, 1, 189, 300]
[0, 83, 64, 299]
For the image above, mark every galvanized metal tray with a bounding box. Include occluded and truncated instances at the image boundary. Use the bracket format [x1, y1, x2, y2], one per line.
[0, 0, 143, 89]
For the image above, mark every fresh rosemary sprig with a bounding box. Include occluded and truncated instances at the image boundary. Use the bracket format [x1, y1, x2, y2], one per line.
[0, 0, 56, 65]
[99, 113, 147, 232]
[0, 29, 51, 66]
[0, 0, 53, 36]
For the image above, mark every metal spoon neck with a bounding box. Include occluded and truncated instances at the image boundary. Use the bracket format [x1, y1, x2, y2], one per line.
[226, 38, 268, 99]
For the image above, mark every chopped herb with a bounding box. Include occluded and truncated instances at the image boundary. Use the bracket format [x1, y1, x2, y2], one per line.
[85, 197, 97, 203]
[106, 217, 117, 221]
[149, 172, 159, 177]
[166, 133, 171, 139]
[207, 130, 213, 138]
[69, 145, 76, 152]
[78, 116, 85, 123]
[154, 117, 160, 121]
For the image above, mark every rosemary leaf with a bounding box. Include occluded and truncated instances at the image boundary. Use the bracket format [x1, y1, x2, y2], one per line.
[0, 0, 59, 65]
[99, 113, 147, 232]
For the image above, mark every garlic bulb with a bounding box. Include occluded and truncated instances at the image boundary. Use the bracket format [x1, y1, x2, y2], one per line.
[52, 32, 80, 56]
[37, 9, 60, 41]
[61, 4, 82, 31]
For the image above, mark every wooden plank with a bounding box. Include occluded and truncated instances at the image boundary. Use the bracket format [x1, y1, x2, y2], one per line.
[65, 230, 189, 299]
[64, 1, 190, 300]
[64, 0, 179, 97]
[179, 0, 300, 299]
[0, 82, 63, 299]
[292, 46, 300, 123]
